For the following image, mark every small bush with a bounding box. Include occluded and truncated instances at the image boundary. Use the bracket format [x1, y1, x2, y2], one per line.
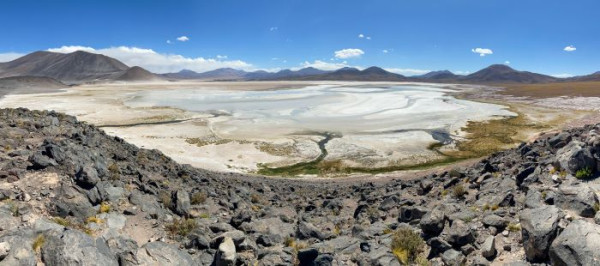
[108, 163, 120, 181]
[452, 185, 467, 199]
[190, 191, 207, 205]
[99, 202, 111, 213]
[250, 193, 262, 204]
[85, 216, 103, 224]
[52, 217, 72, 227]
[449, 169, 462, 178]
[391, 228, 426, 265]
[159, 191, 173, 209]
[9, 202, 20, 217]
[575, 167, 593, 179]
[166, 218, 197, 237]
[32, 234, 45, 252]
[507, 223, 521, 232]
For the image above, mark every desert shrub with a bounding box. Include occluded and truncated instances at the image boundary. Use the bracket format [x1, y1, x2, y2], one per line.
[452, 185, 467, 198]
[391, 228, 426, 265]
[166, 218, 197, 237]
[32, 234, 45, 252]
[191, 191, 207, 205]
[159, 191, 173, 209]
[99, 202, 111, 213]
[85, 216, 103, 224]
[108, 163, 120, 181]
[448, 169, 462, 178]
[250, 193, 262, 204]
[575, 167, 593, 179]
[507, 223, 521, 232]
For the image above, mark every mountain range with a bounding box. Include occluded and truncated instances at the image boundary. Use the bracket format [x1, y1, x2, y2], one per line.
[1, 50, 599, 84]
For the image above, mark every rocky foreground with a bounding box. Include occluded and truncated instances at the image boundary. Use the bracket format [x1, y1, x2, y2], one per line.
[0, 108, 599, 265]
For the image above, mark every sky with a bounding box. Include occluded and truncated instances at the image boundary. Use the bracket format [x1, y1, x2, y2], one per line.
[1, 0, 599, 77]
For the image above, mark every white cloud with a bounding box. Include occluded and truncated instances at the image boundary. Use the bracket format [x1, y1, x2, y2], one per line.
[382, 49, 389, 54]
[176, 36, 189, 42]
[552, 73, 574, 78]
[385, 68, 431, 76]
[46, 45, 253, 73]
[166, 40, 172, 44]
[366, 36, 371, 40]
[358, 34, 364, 38]
[294, 60, 354, 71]
[0, 52, 25, 62]
[504, 61, 510, 65]
[48, 46, 96, 53]
[270, 27, 278, 31]
[471, 48, 493, 57]
[454, 70, 471, 75]
[564, 45, 576, 52]
[216, 55, 228, 59]
[334, 48, 364, 59]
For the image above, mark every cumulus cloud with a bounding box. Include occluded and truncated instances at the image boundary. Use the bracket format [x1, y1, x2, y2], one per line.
[385, 68, 430, 76]
[270, 27, 278, 31]
[382, 49, 389, 54]
[294, 60, 354, 71]
[504, 61, 510, 65]
[176, 36, 189, 42]
[334, 48, 364, 59]
[358, 34, 371, 40]
[552, 73, 574, 78]
[0, 52, 25, 62]
[471, 48, 493, 57]
[216, 55, 228, 59]
[564, 45, 576, 52]
[166, 40, 172, 44]
[48, 46, 96, 53]
[46, 45, 253, 73]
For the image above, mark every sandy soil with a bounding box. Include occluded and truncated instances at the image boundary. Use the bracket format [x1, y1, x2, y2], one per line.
[0, 80, 598, 179]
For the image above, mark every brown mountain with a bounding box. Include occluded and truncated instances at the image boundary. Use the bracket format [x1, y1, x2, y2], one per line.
[117, 66, 162, 81]
[461, 64, 558, 83]
[0, 51, 130, 82]
[568, 71, 600, 82]
[294, 66, 406, 81]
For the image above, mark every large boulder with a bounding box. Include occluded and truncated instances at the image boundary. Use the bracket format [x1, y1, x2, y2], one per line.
[555, 184, 599, 218]
[172, 189, 191, 216]
[41, 229, 118, 266]
[215, 237, 236, 266]
[549, 220, 600, 266]
[134, 241, 194, 266]
[445, 220, 474, 248]
[420, 206, 445, 236]
[519, 205, 562, 262]
[556, 141, 596, 175]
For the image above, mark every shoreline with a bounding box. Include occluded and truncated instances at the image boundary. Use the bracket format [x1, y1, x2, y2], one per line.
[0, 81, 598, 180]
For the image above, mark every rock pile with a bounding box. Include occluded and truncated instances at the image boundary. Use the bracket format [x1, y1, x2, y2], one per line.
[0, 108, 599, 265]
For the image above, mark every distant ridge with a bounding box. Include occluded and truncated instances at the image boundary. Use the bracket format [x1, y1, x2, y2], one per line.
[291, 66, 406, 81]
[0, 76, 66, 90]
[416, 70, 458, 80]
[117, 66, 162, 81]
[460, 64, 558, 83]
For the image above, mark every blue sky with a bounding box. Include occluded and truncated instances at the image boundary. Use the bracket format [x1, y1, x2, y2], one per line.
[1, 0, 599, 76]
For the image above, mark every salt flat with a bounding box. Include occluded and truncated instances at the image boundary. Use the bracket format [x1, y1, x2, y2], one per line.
[0, 81, 516, 175]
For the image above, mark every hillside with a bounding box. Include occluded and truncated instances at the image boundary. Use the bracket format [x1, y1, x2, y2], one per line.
[1, 108, 599, 265]
[294, 66, 407, 81]
[462, 64, 558, 83]
[116, 66, 162, 81]
[0, 51, 160, 83]
[0, 51, 129, 82]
